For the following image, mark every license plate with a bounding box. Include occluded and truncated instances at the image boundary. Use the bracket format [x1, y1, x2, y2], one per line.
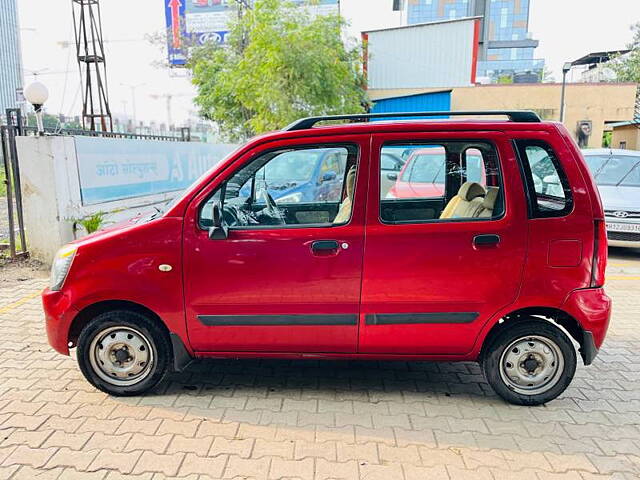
[606, 222, 640, 233]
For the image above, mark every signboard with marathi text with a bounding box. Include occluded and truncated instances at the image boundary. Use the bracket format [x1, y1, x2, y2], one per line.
[75, 136, 237, 205]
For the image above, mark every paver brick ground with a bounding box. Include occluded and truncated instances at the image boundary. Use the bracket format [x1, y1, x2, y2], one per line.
[1, 248, 640, 479]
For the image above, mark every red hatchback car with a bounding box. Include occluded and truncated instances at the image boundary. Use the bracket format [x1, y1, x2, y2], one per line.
[43, 111, 611, 405]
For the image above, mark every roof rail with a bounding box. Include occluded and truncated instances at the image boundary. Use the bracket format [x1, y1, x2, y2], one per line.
[283, 110, 541, 131]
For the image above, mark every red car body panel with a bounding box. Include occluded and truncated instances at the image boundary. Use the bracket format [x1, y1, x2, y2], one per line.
[41, 119, 611, 364]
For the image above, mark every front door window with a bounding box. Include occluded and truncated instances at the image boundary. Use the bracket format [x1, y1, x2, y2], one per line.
[200, 145, 357, 228]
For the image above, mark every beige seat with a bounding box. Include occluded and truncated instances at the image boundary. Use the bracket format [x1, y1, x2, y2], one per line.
[439, 182, 486, 220]
[333, 166, 357, 224]
[477, 187, 500, 218]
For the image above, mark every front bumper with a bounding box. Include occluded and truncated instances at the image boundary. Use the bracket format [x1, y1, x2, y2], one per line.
[42, 288, 78, 356]
[607, 238, 640, 249]
[562, 287, 612, 364]
[605, 218, 640, 248]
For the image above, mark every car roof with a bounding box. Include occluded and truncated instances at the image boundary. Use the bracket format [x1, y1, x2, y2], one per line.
[248, 119, 562, 144]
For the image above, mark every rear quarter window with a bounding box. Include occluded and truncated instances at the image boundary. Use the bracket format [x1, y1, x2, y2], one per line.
[516, 140, 573, 218]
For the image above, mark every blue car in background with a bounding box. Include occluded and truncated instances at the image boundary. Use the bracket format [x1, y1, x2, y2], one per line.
[240, 147, 348, 204]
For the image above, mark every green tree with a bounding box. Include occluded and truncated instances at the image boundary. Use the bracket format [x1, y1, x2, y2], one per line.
[25, 113, 83, 130]
[611, 22, 640, 82]
[189, 0, 368, 141]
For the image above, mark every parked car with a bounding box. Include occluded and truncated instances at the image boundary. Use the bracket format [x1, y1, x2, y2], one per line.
[43, 111, 610, 406]
[385, 147, 486, 199]
[582, 148, 640, 248]
[238, 147, 347, 205]
[386, 147, 446, 199]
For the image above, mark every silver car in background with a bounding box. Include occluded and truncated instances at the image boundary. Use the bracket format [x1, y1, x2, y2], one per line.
[582, 148, 640, 248]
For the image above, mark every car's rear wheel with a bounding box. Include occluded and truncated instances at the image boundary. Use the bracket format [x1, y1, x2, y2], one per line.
[77, 310, 171, 396]
[482, 319, 576, 406]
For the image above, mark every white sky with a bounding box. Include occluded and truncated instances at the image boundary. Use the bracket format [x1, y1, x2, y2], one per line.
[17, 0, 640, 125]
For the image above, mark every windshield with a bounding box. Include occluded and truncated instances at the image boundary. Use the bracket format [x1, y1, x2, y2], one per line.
[262, 151, 319, 183]
[585, 154, 640, 186]
[401, 154, 446, 183]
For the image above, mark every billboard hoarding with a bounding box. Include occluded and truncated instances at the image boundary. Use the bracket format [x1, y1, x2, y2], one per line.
[165, 0, 188, 66]
[165, 0, 339, 67]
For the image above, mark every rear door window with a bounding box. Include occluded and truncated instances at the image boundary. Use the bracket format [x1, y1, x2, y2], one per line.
[380, 142, 503, 223]
[516, 141, 573, 217]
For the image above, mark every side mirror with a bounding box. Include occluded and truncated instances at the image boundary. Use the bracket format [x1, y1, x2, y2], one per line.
[386, 172, 398, 181]
[208, 203, 228, 240]
[321, 171, 337, 183]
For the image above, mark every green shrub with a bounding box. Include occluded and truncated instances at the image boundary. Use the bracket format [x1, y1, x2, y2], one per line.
[80, 212, 106, 234]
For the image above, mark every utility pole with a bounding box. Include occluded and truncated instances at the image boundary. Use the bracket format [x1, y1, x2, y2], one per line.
[559, 62, 572, 123]
[121, 82, 145, 129]
[71, 0, 113, 131]
[150, 93, 174, 131]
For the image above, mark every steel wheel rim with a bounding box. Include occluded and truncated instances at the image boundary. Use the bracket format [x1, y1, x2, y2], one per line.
[89, 326, 155, 387]
[499, 335, 564, 395]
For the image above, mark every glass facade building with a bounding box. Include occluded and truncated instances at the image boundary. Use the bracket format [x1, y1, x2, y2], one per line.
[0, 0, 24, 115]
[407, 0, 543, 82]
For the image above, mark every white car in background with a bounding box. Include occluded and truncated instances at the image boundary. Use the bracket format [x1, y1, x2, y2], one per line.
[582, 148, 640, 248]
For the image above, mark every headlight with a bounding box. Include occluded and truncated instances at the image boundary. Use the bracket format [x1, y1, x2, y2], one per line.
[50, 245, 77, 291]
[277, 192, 303, 203]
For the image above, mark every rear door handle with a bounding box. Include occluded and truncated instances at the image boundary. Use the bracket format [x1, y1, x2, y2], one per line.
[473, 234, 500, 247]
[311, 240, 339, 252]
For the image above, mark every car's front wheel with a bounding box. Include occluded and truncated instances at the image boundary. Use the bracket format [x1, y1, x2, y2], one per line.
[76, 310, 171, 396]
[482, 319, 577, 406]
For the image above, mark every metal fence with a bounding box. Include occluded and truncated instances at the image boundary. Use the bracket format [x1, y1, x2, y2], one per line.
[0, 108, 191, 259]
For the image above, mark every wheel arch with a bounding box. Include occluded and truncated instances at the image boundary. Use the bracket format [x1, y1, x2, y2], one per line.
[480, 306, 592, 365]
[68, 300, 169, 349]
[68, 299, 193, 372]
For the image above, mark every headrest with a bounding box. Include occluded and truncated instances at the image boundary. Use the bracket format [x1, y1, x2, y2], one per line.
[346, 166, 357, 198]
[483, 187, 499, 209]
[458, 182, 485, 201]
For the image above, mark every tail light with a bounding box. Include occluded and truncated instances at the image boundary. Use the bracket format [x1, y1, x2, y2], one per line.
[590, 219, 607, 288]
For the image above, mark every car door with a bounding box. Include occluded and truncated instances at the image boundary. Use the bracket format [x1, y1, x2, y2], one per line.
[183, 135, 369, 353]
[359, 131, 528, 355]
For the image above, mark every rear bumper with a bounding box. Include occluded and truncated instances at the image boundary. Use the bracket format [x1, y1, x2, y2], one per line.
[562, 287, 611, 364]
[42, 288, 77, 356]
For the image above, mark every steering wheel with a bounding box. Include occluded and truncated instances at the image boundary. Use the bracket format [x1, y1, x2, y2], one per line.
[260, 190, 286, 224]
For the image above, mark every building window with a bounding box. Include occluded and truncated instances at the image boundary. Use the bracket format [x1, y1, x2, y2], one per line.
[500, 7, 509, 28]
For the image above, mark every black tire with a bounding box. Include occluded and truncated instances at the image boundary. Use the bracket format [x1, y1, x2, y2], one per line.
[76, 310, 171, 396]
[482, 319, 577, 406]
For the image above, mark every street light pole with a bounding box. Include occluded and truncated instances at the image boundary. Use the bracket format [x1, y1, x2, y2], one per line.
[559, 62, 572, 123]
[24, 81, 50, 136]
[121, 83, 145, 131]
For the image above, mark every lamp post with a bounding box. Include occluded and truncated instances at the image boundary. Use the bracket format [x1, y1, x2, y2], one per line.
[24, 81, 49, 135]
[121, 82, 145, 130]
[559, 61, 572, 123]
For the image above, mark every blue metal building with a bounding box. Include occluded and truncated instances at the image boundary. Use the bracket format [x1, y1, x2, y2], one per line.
[371, 91, 452, 118]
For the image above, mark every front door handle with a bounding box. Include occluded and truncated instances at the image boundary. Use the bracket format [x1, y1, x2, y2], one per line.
[311, 240, 339, 253]
[473, 234, 500, 247]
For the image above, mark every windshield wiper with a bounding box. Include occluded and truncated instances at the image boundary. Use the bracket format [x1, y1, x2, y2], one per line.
[616, 159, 640, 186]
